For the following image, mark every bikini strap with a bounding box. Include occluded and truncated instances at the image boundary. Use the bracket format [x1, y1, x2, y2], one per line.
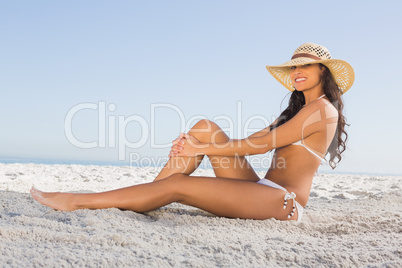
[302, 94, 326, 108]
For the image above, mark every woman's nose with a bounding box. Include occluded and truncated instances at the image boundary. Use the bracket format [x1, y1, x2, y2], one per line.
[292, 67, 301, 75]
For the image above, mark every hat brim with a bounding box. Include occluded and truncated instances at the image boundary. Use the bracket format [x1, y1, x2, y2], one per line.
[266, 57, 355, 94]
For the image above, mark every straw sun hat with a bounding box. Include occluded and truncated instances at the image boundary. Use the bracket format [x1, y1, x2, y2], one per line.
[266, 42, 355, 94]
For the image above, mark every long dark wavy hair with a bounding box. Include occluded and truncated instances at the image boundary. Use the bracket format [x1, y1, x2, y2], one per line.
[269, 64, 349, 169]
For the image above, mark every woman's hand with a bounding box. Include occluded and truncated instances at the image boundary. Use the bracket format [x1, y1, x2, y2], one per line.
[169, 133, 205, 158]
[169, 133, 185, 158]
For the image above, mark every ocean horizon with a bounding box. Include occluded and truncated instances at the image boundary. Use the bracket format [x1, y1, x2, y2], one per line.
[1, 156, 400, 177]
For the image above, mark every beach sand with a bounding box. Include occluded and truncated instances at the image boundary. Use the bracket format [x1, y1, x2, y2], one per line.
[0, 163, 401, 267]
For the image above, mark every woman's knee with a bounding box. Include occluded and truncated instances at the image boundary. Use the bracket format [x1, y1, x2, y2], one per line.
[189, 119, 228, 143]
[191, 119, 215, 133]
[163, 173, 189, 201]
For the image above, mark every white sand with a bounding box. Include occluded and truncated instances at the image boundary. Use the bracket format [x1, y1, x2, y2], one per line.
[0, 163, 401, 267]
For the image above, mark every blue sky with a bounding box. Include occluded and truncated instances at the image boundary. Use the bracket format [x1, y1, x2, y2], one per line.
[1, 0, 401, 175]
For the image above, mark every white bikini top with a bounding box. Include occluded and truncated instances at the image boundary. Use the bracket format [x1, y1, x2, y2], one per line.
[291, 94, 326, 160]
[291, 140, 323, 160]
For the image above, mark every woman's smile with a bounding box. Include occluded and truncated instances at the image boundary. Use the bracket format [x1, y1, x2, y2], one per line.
[295, 77, 307, 83]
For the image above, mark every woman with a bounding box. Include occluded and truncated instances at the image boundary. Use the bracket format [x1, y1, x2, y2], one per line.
[31, 42, 354, 222]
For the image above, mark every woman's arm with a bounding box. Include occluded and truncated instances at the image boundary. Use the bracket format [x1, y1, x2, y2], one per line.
[176, 101, 338, 157]
[172, 119, 279, 157]
[246, 118, 278, 139]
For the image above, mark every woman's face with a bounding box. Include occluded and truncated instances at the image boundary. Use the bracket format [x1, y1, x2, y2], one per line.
[290, 63, 324, 92]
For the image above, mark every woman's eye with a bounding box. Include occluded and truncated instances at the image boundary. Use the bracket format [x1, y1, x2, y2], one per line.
[303, 64, 311, 67]
[290, 66, 296, 70]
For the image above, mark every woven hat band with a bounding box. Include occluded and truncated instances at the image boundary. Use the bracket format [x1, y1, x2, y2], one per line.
[291, 53, 322, 61]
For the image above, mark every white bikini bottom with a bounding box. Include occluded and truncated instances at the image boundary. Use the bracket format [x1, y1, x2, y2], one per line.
[257, 178, 304, 222]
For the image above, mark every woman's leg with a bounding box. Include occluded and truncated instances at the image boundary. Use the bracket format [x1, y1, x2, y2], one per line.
[154, 119, 260, 182]
[31, 174, 297, 221]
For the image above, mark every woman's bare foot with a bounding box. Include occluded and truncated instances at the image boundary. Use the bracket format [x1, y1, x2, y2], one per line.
[30, 187, 78, 211]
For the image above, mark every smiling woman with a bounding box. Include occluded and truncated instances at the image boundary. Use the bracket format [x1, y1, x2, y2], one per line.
[32, 42, 355, 222]
[267, 43, 353, 169]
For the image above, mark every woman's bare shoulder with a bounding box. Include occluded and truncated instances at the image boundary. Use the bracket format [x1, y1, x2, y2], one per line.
[302, 98, 339, 120]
